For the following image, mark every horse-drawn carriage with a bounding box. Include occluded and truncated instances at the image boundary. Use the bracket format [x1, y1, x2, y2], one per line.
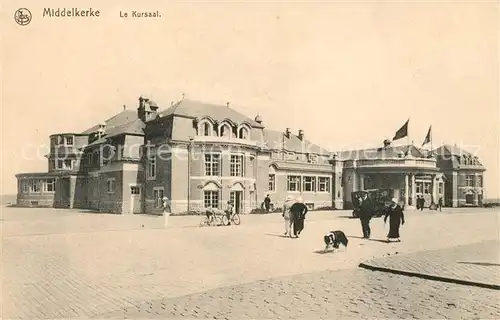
[351, 189, 394, 218]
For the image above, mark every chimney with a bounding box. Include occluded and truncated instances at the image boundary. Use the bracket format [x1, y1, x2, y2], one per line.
[123, 105, 126, 111]
[97, 123, 106, 139]
[226, 102, 230, 108]
[383, 139, 392, 148]
[298, 129, 304, 140]
[285, 128, 291, 138]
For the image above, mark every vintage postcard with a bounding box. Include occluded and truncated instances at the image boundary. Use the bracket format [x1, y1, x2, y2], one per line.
[1, 0, 499, 319]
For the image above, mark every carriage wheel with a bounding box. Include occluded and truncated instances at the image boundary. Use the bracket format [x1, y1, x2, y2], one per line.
[221, 215, 229, 226]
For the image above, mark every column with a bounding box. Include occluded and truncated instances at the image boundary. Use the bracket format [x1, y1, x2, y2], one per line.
[359, 173, 365, 191]
[473, 173, 479, 206]
[411, 174, 416, 207]
[352, 172, 357, 192]
[352, 160, 357, 192]
[404, 174, 409, 206]
[431, 174, 437, 206]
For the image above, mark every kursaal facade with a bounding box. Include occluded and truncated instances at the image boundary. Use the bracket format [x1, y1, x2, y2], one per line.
[16, 97, 487, 214]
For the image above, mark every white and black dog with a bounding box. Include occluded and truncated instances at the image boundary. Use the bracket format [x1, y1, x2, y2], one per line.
[323, 230, 348, 252]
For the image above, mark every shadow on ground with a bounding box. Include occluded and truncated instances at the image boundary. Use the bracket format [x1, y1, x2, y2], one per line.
[457, 262, 500, 267]
[348, 235, 390, 243]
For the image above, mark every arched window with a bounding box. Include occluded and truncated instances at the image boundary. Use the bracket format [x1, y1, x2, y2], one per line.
[203, 122, 210, 136]
[219, 123, 232, 138]
[238, 127, 249, 139]
[197, 120, 212, 136]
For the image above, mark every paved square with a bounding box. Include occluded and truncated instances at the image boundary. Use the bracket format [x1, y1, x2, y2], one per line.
[1, 207, 499, 319]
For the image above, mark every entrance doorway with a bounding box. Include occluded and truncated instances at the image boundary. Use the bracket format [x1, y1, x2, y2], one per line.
[465, 193, 474, 204]
[230, 191, 243, 214]
[130, 185, 142, 214]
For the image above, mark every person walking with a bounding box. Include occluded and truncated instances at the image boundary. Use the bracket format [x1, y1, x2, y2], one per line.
[420, 196, 425, 211]
[225, 200, 234, 225]
[290, 197, 308, 237]
[358, 193, 373, 239]
[264, 194, 272, 212]
[384, 197, 405, 242]
[282, 195, 295, 237]
[438, 197, 443, 212]
[162, 197, 171, 228]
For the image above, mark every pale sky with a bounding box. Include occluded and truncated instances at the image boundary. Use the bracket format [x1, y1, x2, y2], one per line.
[1, 1, 499, 198]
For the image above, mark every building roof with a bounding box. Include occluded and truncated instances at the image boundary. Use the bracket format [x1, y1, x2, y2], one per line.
[432, 144, 476, 157]
[85, 118, 145, 147]
[335, 144, 425, 160]
[158, 99, 264, 128]
[81, 110, 138, 134]
[263, 130, 331, 156]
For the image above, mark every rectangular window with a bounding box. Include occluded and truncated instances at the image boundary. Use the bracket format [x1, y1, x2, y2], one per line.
[269, 174, 276, 191]
[416, 182, 423, 194]
[465, 175, 474, 187]
[477, 175, 482, 187]
[64, 159, 73, 170]
[58, 136, 64, 145]
[204, 191, 219, 209]
[57, 160, 63, 169]
[65, 136, 74, 146]
[204, 153, 221, 176]
[423, 182, 431, 194]
[49, 160, 56, 170]
[153, 187, 164, 209]
[438, 182, 443, 194]
[308, 154, 318, 163]
[318, 177, 330, 192]
[45, 179, 55, 192]
[106, 179, 115, 193]
[130, 186, 141, 195]
[31, 180, 41, 193]
[303, 176, 316, 192]
[147, 157, 156, 180]
[230, 154, 244, 177]
[287, 175, 301, 192]
[21, 180, 29, 193]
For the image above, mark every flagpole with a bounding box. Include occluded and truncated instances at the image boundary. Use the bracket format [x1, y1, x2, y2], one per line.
[430, 125, 433, 155]
[407, 118, 410, 154]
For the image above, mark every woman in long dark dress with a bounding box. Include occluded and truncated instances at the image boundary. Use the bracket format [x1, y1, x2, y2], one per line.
[384, 198, 405, 242]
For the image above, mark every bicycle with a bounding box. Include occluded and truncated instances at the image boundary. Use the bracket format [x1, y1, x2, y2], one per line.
[199, 209, 222, 227]
[222, 211, 241, 226]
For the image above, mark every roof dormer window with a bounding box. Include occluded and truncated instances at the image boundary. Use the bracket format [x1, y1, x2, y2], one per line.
[238, 127, 249, 139]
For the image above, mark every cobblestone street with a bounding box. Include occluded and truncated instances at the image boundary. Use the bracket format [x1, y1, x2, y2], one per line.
[1, 207, 499, 319]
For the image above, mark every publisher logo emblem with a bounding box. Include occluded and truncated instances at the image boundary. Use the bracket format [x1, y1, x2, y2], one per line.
[14, 8, 32, 26]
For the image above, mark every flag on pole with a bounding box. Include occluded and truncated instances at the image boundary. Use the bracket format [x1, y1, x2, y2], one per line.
[392, 119, 409, 141]
[422, 126, 432, 146]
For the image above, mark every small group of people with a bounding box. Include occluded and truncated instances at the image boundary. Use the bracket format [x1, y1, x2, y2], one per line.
[204, 200, 234, 225]
[282, 195, 308, 238]
[416, 196, 444, 212]
[357, 194, 405, 242]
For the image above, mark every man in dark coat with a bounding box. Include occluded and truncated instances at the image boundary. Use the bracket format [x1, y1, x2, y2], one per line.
[264, 194, 271, 212]
[358, 193, 373, 239]
[290, 199, 308, 237]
